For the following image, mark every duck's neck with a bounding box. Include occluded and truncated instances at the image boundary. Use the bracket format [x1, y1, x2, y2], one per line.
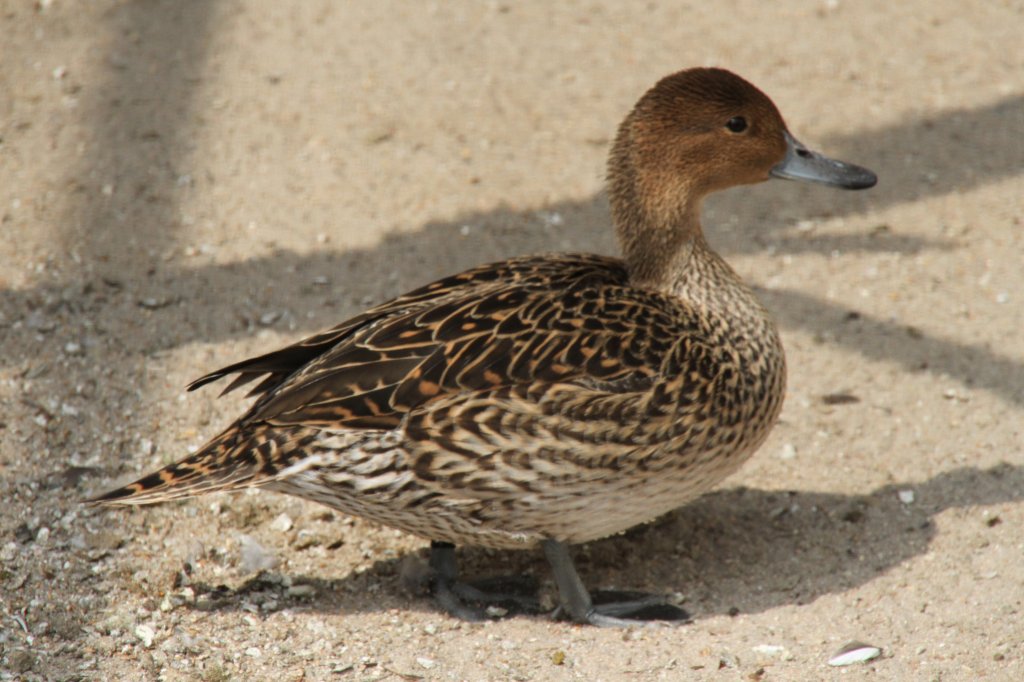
[607, 131, 712, 292]
[609, 176, 764, 322]
[611, 188, 710, 294]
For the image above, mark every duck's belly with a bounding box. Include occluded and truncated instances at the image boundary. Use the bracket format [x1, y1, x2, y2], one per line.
[511, 439, 762, 545]
[261, 418, 775, 550]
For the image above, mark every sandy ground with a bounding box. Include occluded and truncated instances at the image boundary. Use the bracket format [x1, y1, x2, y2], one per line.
[2, 1, 1023, 680]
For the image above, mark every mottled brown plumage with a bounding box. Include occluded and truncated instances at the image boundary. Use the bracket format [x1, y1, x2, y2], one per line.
[92, 67, 876, 625]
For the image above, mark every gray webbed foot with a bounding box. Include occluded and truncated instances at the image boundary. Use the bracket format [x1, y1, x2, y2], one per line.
[544, 540, 690, 627]
[428, 541, 540, 621]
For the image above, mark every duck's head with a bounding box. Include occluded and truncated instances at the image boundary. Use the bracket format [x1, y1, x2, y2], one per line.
[608, 68, 875, 282]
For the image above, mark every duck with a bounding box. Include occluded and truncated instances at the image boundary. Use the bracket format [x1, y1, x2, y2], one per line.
[91, 67, 876, 627]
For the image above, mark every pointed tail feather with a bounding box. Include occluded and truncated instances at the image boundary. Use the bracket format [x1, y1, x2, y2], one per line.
[87, 425, 301, 506]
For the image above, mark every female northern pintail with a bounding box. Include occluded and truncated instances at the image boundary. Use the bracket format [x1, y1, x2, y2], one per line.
[93, 67, 876, 626]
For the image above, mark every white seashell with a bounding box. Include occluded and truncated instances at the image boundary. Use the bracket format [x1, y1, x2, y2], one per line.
[828, 641, 881, 666]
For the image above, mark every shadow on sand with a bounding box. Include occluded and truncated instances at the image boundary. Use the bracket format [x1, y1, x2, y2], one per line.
[173, 462, 1021, 621]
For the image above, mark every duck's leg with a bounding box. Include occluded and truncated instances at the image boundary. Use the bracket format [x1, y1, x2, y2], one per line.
[429, 541, 486, 621]
[428, 541, 539, 621]
[542, 539, 690, 627]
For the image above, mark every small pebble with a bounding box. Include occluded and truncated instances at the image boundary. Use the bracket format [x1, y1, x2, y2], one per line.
[245, 647, 262, 658]
[779, 443, 797, 460]
[270, 512, 294, 532]
[416, 657, 436, 670]
[821, 392, 860, 405]
[753, 644, 786, 657]
[539, 211, 564, 227]
[292, 529, 321, 550]
[898, 490, 915, 505]
[82, 530, 123, 552]
[138, 296, 173, 309]
[718, 653, 739, 669]
[364, 125, 395, 145]
[238, 534, 279, 573]
[828, 641, 881, 666]
[259, 311, 281, 326]
[623, 628, 644, 642]
[286, 584, 316, 598]
[134, 624, 156, 648]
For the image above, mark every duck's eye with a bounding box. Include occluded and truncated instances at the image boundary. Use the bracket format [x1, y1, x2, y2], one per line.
[725, 116, 748, 133]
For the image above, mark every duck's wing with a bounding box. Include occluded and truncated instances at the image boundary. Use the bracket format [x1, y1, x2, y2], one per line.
[234, 253, 687, 432]
[186, 254, 623, 399]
